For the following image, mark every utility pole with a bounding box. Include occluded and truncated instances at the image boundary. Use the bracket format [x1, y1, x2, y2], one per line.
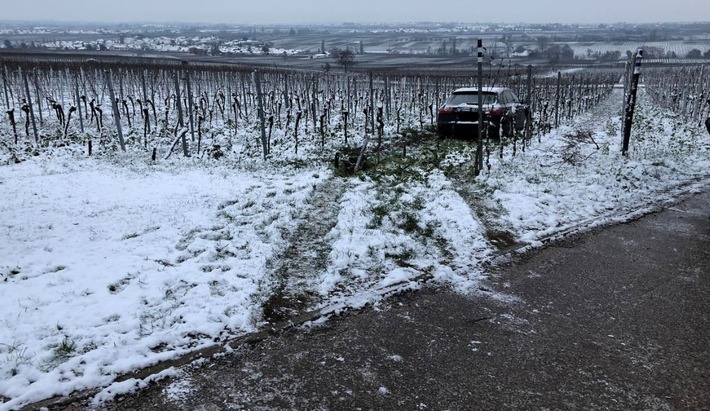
[622, 49, 643, 156]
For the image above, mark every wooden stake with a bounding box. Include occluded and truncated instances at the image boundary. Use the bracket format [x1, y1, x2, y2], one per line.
[74, 72, 84, 133]
[622, 49, 643, 156]
[253, 71, 269, 159]
[105, 70, 126, 151]
[22, 68, 39, 143]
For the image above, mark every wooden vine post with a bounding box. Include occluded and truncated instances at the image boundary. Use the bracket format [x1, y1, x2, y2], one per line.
[8, 109, 17, 144]
[554, 71, 561, 128]
[253, 70, 269, 159]
[622, 49, 643, 156]
[21, 68, 39, 143]
[140, 69, 149, 147]
[183, 61, 196, 142]
[621, 58, 632, 135]
[105, 70, 126, 151]
[2, 66, 10, 111]
[342, 109, 349, 145]
[74, 71, 84, 134]
[173, 70, 189, 157]
[33, 68, 43, 126]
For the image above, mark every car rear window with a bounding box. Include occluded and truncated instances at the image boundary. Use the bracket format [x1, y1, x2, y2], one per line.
[447, 92, 497, 105]
[500, 90, 521, 104]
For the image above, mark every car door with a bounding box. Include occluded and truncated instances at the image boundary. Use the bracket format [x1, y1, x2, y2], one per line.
[496, 91, 513, 137]
[507, 91, 527, 130]
[498, 90, 510, 113]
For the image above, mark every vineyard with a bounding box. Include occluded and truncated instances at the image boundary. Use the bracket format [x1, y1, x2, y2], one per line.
[643, 65, 710, 126]
[0, 57, 620, 165]
[2, 55, 710, 410]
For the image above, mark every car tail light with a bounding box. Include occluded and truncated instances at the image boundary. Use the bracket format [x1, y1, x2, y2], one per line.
[438, 107, 454, 116]
[489, 107, 503, 117]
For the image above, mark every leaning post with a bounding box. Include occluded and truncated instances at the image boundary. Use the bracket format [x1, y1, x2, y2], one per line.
[621, 58, 630, 135]
[622, 49, 643, 156]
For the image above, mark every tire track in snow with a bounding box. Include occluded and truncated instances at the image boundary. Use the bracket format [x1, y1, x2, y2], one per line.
[448, 87, 626, 253]
[261, 176, 348, 322]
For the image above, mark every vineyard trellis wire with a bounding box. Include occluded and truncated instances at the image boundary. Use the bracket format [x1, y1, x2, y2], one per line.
[0, 56, 621, 166]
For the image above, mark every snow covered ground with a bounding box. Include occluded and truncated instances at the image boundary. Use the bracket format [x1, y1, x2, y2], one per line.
[1, 86, 709, 409]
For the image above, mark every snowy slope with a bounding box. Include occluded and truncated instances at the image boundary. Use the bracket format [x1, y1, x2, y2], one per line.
[1, 86, 709, 409]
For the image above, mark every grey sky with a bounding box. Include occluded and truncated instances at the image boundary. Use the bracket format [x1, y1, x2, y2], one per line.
[4, 0, 708, 25]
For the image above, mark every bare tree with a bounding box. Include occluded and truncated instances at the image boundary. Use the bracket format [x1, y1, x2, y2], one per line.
[334, 49, 355, 72]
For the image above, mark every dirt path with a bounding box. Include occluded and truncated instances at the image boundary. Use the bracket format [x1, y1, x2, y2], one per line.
[261, 176, 348, 322]
[88, 182, 710, 411]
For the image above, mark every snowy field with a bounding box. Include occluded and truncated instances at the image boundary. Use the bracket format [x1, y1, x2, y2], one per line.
[566, 40, 710, 59]
[1, 86, 710, 409]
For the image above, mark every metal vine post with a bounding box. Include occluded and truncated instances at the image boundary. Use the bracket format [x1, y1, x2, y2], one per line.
[475, 39, 484, 176]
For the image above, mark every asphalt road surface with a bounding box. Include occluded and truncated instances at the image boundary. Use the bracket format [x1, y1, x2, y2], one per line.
[90, 188, 710, 411]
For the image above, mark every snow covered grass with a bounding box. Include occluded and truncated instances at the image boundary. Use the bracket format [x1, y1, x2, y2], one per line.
[0, 153, 323, 409]
[1, 85, 709, 410]
[319, 166, 492, 302]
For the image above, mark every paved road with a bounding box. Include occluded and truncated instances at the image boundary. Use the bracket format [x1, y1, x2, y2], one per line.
[95, 188, 710, 411]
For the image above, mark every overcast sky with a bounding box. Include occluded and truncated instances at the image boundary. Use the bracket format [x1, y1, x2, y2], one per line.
[3, 0, 708, 25]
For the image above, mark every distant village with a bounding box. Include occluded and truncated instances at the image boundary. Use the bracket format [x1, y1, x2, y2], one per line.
[1, 21, 710, 62]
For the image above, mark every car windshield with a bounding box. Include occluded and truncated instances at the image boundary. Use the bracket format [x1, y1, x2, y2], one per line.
[446, 92, 497, 106]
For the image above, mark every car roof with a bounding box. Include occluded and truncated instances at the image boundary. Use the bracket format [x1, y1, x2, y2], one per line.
[452, 87, 509, 94]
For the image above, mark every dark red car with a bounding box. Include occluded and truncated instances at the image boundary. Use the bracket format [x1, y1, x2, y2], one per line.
[437, 86, 528, 139]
